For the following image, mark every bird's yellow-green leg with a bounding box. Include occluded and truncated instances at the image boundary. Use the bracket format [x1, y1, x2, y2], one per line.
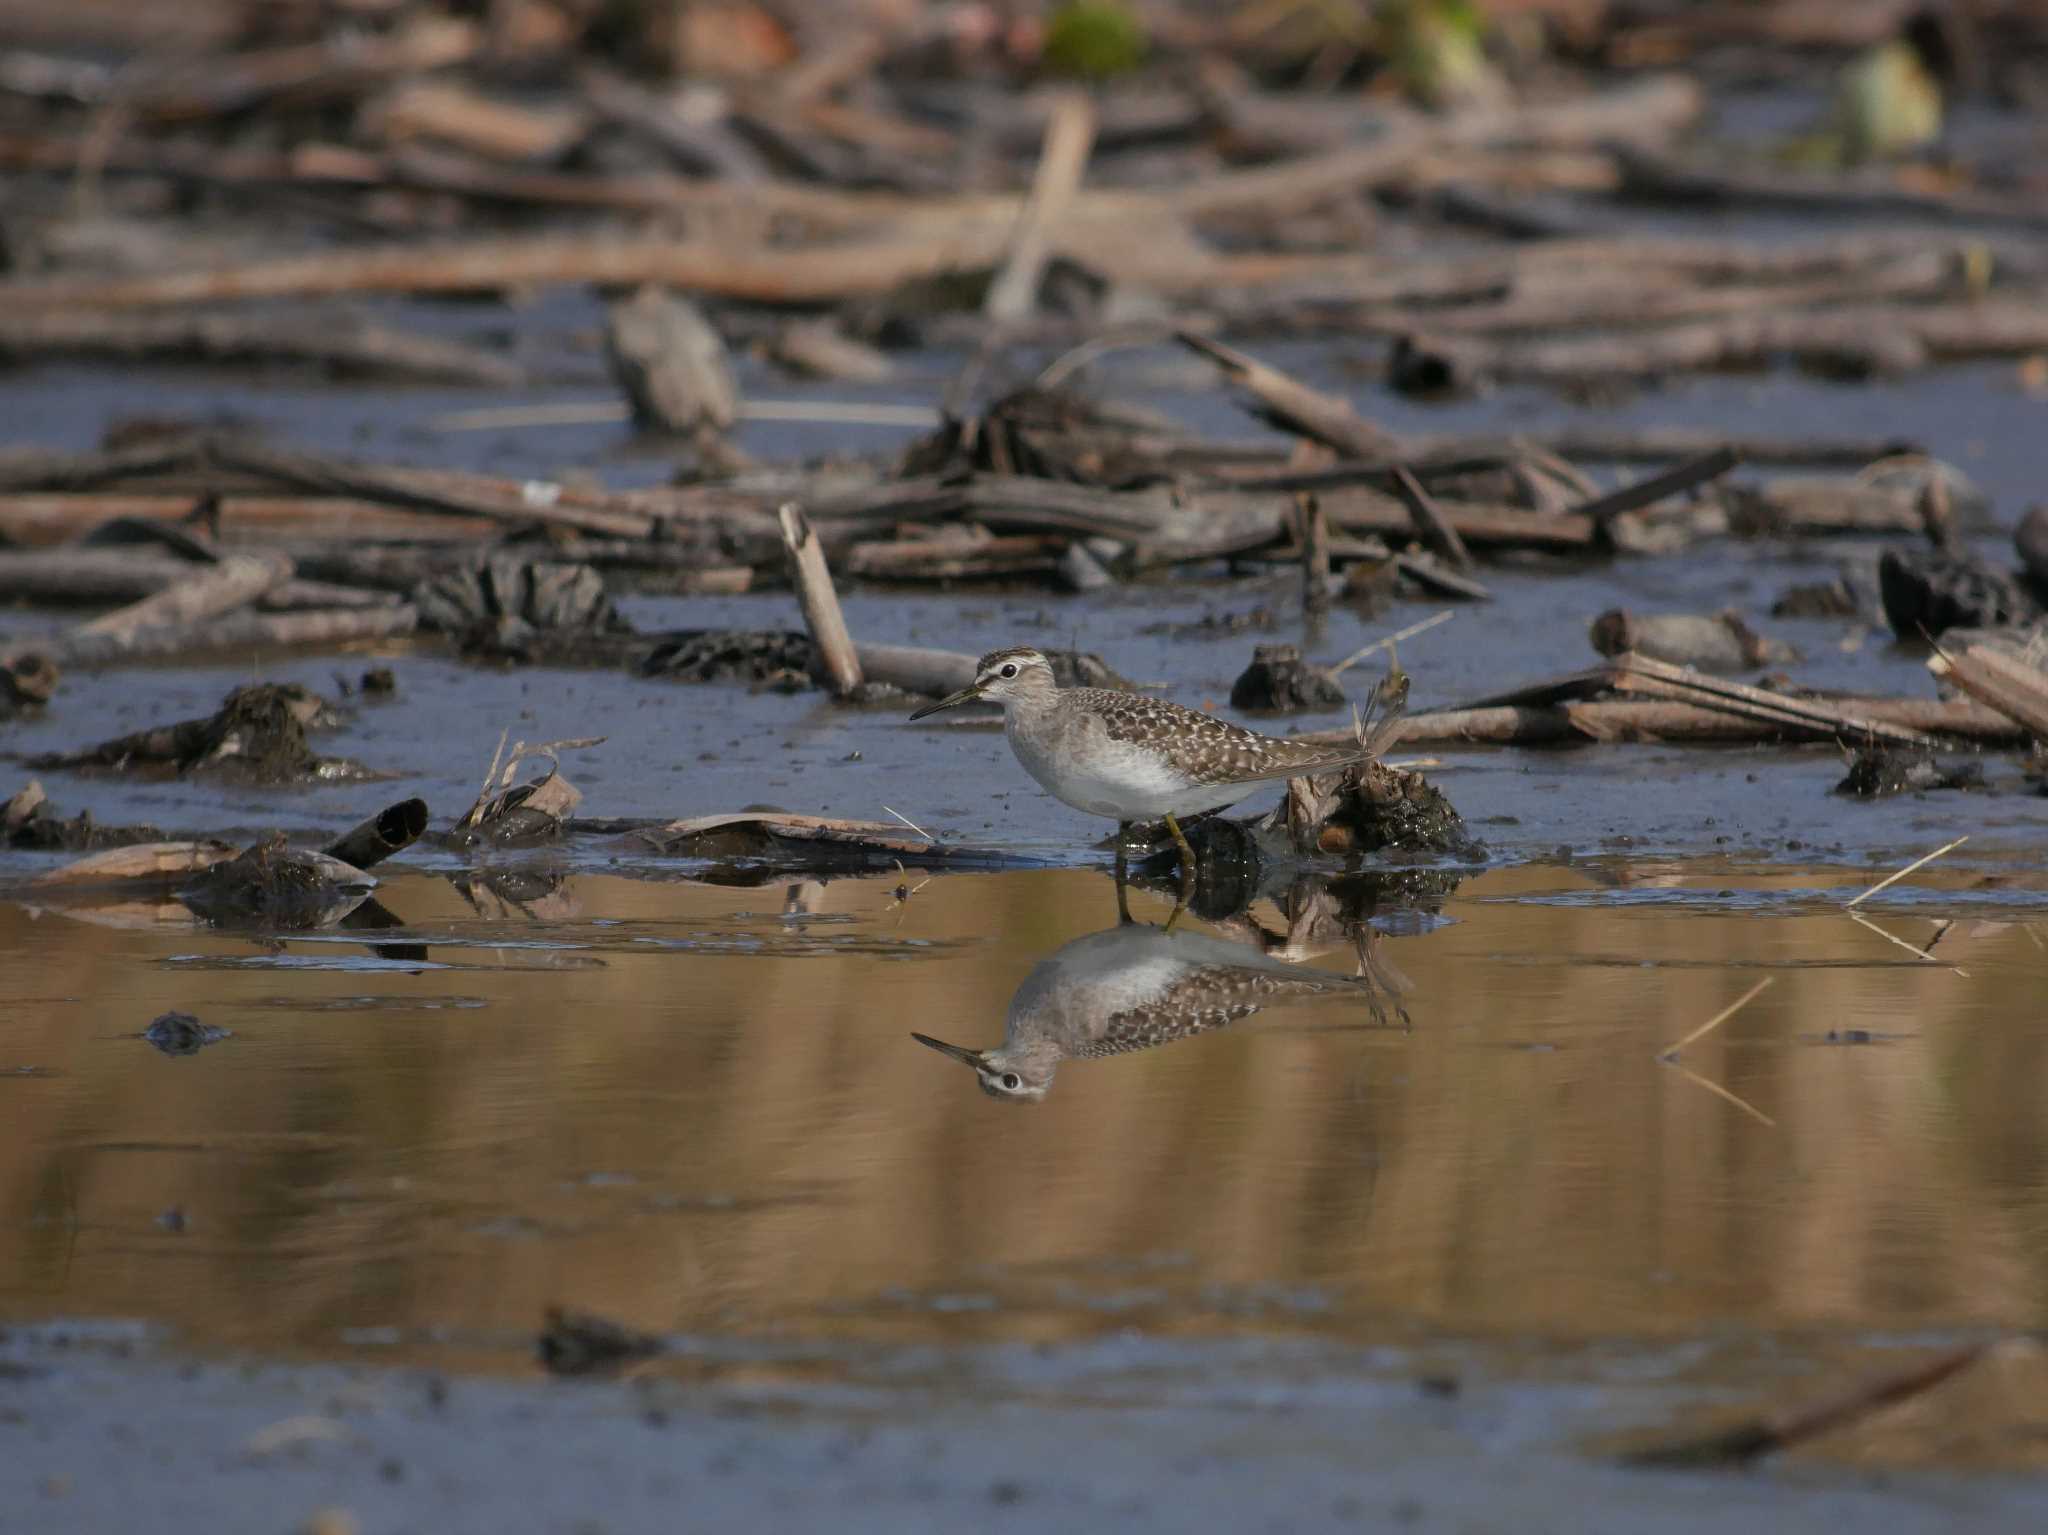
[1162, 812, 1197, 933]
[1113, 821, 1133, 926]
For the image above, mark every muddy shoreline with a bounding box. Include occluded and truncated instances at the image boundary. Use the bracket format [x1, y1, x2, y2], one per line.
[8, 1323, 2048, 1535]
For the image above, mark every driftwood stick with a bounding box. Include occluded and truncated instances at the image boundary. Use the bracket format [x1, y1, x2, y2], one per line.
[207, 443, 658, 539]
[1928, 641, 2048, 741]
[1294, 696, 2022, 748]
[71, 552, 290, 644]
[854, 644, 975, 697]
[984, 90, 1095, 323]
[1606, 653, 1939, 747]
[1177, 330, 1402, 459]
[1299, 493, 1331, 620]
[779, 503, 863, 698]
[1573, 446, 1739, 526]
[0, 549, 199, 603]
[1623, 1343, 1990, 1469]
[71, 604, 418, 667]
[1390, 465, 1472, 569]
[0, 310, 527, 386]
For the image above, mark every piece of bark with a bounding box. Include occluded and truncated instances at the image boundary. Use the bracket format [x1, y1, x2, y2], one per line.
[604, 286, 739, 435]
[31, 841, 239, 886]
[1603, 653, 1939, 747]
[778, 504, 862, 698]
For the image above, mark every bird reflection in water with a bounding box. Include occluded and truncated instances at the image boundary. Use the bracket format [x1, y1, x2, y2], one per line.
[912, 872, 1431, 1102]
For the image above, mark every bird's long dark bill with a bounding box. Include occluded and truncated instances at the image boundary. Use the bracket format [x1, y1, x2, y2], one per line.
[911, 1032, 984, 1067]
[907, 685, 981, 721]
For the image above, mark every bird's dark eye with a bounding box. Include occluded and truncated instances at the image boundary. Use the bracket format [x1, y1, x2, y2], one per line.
[999, 663, 1018, 679]
[1001, 1073, 1021, 1090]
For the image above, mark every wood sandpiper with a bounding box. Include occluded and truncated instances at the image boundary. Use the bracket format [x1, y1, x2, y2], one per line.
[911, 918, 1397, 1100]
[909, 646, 1389, 920]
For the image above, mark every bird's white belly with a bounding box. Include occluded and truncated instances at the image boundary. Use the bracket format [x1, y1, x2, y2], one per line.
[1008, 721, 1251, 821]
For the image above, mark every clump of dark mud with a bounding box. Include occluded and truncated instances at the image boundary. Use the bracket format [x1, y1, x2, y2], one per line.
[179, 833, 375, 926]
[538, 1306, 664, 1378]
[2, 780, 163, 852]
[639, 631, 1132, 695]
[639, 629, 815, 687]
[1836, 746, 1984, 797]
[29, 683, 370, 784]
[415, 557, 634, 664]
[1, 653, 58, 720]
[899, 385, 1192, 486]
[1878, 548, 2040, 639]
[1269, 759, 1480, 859]
[1230, 644, 1346, 713]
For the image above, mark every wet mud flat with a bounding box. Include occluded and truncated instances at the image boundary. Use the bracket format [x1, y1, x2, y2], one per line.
[9, 1, 2048, 1526]
[5, 860, 2048, 1530]
[8, 1326, 2048, 1535]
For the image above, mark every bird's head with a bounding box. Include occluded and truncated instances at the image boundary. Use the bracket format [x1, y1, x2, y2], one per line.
[910, 1032, 1055, 1102]
[907, 647, 1057, 719]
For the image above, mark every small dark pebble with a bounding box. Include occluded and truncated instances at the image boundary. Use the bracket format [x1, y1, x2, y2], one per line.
[360, 667, 397, 696]
[141, 1012, 231, 1056]
[1415, 1374, 1460, 1399]
[155, 1207, 186, 1233]
[989, 1480, 1026, 1505]
[538, 1305, 664, 1378]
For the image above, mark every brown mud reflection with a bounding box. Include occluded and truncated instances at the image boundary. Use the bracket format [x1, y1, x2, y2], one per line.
[2, 861, 2047, 1373]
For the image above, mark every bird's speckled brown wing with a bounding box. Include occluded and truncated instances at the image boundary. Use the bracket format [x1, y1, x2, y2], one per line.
[1065, 688, 1371, 787]
[1071, 967, 1324, 1058]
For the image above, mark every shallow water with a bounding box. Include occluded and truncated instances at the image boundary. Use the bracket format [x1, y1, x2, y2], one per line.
[4, 859, 2045, 1381]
